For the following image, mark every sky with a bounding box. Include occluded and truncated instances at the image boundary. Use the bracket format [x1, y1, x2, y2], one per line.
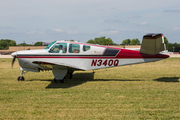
[0, 0, 180, 44]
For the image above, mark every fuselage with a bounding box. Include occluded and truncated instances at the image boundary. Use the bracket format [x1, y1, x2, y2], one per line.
[12, 41, 169, 72]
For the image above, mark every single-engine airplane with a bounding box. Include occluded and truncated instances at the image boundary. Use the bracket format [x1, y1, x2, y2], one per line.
[11, 33, 169, 83]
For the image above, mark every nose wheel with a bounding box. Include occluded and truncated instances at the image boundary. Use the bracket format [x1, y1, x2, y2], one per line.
[17, 70, 25, 81]
[18, 76, 25, 81]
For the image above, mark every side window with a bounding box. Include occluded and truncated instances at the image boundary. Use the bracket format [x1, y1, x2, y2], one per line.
[49, 43, 67, 53]
[69, 44, 80, 53]
[83, 45, 91, 52]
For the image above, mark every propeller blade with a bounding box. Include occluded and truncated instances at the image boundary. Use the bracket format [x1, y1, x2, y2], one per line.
[11, 56, 16, 68]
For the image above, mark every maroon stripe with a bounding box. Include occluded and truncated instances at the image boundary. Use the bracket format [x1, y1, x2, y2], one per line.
[17, 56, 117, 59]
[17, 54, 169, 59]
[117, 49, 169, 59]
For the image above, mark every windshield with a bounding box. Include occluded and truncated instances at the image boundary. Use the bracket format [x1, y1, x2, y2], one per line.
[49, 43, 67, 53]
[44, 41, 56, 50]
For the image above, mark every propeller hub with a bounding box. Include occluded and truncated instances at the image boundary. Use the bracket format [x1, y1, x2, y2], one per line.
[11, 52, 17, 57]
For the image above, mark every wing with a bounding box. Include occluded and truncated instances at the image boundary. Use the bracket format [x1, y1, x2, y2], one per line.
[32, 61, 84, 71]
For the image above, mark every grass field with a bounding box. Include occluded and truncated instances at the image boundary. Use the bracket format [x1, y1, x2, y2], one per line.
[0, 58, 180, 119]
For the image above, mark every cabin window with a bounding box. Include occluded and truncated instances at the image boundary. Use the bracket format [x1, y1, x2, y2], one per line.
[83, 45, 91, 52]
[69, 44, 80, 53]
[49, 43, 67, 53]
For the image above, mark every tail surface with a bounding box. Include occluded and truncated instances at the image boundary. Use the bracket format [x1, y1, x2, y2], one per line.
[140, 33, 166, 55]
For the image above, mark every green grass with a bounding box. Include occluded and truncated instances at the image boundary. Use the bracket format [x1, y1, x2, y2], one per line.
[0, 58, 180, 119]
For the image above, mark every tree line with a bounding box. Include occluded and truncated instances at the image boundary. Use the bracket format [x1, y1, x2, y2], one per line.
[86, 36, 180, 52]
[0, 39, 44, 50]
[0, 37, 179, 52]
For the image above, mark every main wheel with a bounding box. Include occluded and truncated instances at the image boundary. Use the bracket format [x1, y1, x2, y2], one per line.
[60, 79, 64, 83]
[17, 76, 25, 81]
[54, 78, 64, 83]
[65, 73, 72, 79]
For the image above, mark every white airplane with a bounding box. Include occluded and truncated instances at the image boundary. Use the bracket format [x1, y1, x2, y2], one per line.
[11, 33, 169, 83]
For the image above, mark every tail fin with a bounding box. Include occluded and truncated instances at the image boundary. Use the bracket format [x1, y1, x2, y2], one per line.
[140, 33, 166, 55]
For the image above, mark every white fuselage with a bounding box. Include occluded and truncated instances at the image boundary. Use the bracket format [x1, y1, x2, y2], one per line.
[13, 41, 168, 72]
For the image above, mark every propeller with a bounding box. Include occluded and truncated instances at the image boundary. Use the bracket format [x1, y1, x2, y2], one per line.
[11, 52, 17, 68]
[11, 55, 17, 68]
[11, 46, 19, 68]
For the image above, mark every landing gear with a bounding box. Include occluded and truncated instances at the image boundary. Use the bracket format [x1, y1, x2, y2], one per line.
[53, 71, 73, 83]
[52, 69, 67, 83]
[52, 69, 74, 83]
[17, 70, 25, 81]
[54, 78, 64, 83]
[64, 72, 73, 79]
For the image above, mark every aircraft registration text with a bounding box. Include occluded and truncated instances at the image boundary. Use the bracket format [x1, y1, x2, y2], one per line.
[91, 59, 119, 66]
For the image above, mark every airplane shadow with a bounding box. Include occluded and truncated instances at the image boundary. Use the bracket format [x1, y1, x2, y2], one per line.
[28, 79, 52, 82]
[27, 74, 179, 89]
[153, 77, 180, 82]
[45, 73, 142, 89]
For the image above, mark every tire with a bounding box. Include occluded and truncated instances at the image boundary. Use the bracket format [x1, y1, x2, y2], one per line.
[54, 78, 64, 83]
[54, 78, 57, 83]
[17, 76, 25, 81]
[65, 73, 71, 79]
[65, 72, 73, 79]
[60, 79, 64, 83]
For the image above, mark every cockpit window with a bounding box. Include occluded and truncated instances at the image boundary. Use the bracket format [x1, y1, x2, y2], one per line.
[44, 41, 56, 50]
[49, 43, 67, 53]
[69, 44, 80, 53]
[83, 45, 91, 52]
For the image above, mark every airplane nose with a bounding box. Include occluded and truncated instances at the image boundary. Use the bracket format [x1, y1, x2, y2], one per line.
[11, 52, 17, 57]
